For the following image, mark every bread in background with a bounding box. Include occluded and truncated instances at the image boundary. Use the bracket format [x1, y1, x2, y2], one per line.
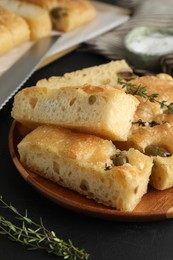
[18, 0, 96, 32]
[0, 0, 52, 40]
[49, 0, 96, 32]
[0, 24, 14, 56]
[0, 6, 30, 56]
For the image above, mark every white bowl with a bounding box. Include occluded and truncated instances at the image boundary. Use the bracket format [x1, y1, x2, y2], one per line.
[124, 26, 173, 71]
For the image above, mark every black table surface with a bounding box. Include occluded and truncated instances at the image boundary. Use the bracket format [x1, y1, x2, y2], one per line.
[1, 7, 173, 260]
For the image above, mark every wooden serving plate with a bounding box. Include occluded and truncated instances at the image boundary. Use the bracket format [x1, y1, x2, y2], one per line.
[8, 121, 173, 222]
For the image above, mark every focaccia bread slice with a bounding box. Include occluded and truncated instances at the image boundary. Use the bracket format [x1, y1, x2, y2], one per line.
[114, 73, 173, 190]
[0, 6, 30, 55]
[0, 0, 52, 39]
[49, 0, 96, 32]
[17, 125, 153, 211]
[18, 0, 96, 32]
[36, 60, 135, 89]
[117, 122, 173, 190]
[11, 85, 139, 141]
[128, 73, 173, 123]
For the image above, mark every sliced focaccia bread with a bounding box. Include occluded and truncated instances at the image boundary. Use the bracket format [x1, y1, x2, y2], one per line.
[36, 60, 135, 89]
[0, 6, 30, 55]
[18, 0, 96, 32]
[115, 72, 173, 190]
[17, 125, 153, 211]
[0, 0, 52, 40]
[127, 74, 173, 123]
[117, 121, 173, 190]
[11, 85, 139, 141]
[49, 0, 96, 32]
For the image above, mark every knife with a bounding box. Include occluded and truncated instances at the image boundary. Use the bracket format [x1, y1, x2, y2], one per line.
[0, 35, 58, 110]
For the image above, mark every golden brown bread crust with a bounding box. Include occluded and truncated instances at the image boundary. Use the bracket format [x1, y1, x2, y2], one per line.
[20, 125, 116, 166]
[50, 2, 96, 32]
[18, 125, 153, 211]
[130, 122, 173, 190]
[19, 0, 58, 10]
[19, 0, 95, 10]
[114, 73, 173, 191]
[0, 0, 52, 40]
[0, 24, 13, 56]
[36, 60, 134, 88]
[11, 84, 139, 141]
[19, 0, 96, 32]
[0, 6, 30, 54]
[130, 74, 173, 122]
[115, 118, 173, 190]
[128, 122, 173, 153]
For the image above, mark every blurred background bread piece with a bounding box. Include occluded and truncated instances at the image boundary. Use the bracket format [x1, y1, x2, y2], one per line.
[0, 24, 13, 56]
[0, 0, 52, 40]
[0, 6, 30, 55]
[18, 0, 96, 32]
[49, 0, 96, 32]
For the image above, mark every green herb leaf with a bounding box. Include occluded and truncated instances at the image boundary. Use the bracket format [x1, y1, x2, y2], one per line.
[0, 195, 89, 260]
[118, 78, 173, 113]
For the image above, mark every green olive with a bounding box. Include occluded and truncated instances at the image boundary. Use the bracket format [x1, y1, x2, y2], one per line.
[50, 7, 67, 19]
[88, 95, 96, 105]
[111, 154, 128, 166]
[117, 71, 136, 81]
[145, 145, 171, 157]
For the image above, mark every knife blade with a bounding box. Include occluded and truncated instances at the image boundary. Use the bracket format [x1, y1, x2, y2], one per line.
[0, 35, 58, 110]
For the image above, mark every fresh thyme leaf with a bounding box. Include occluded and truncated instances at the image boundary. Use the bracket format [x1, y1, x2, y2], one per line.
[104, 163, 113, 171]
[118, 78, 173, 113]
[0, 195, 90, 260]
[164, 102, 173, 114]
[148, 93, 159, 103]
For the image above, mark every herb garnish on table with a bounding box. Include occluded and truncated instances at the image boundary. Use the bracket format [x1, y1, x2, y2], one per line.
[0, 195, 89, 260]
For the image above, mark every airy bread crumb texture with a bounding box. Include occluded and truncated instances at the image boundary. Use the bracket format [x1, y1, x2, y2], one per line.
[11, 85, 139, 141]
[18, 125, 153, 211]
[36, 60, 133, 88]
[127, 122, 173, 190]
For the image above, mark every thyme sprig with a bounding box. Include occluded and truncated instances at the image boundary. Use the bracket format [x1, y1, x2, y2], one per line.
[118, 78, 173, 114]
[0, 195, 89, 260]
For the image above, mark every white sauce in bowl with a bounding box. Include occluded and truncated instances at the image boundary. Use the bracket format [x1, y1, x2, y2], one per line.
[128, 32, 173, 55]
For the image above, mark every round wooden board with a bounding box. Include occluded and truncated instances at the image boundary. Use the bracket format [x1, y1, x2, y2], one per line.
[8, 121, 173, 222]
